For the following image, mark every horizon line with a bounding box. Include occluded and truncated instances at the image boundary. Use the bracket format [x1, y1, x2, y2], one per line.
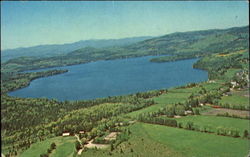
[2, 24, 248, 51]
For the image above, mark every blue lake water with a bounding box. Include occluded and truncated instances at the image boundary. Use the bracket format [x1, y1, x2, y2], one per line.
[9, 56, 208, 101]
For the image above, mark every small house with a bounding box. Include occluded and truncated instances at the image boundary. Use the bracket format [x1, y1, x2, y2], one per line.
[208, 80, 216, 83]
[128, 120, 136, 124]
[79, 131, 85, 134]
[62, 132, 70, 137]
[184, 110, 192, 115]
[231, 81, 237, 88]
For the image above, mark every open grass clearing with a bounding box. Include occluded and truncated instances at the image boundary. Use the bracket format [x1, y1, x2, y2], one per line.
[200, 81, 223, 91]
[20, 136, 75, 157]
[202, 108, 249, 118]
[80, 123, 182, 157]
[219, 94, 249, 108]
[138, 122, 249, 157]
[231, 89, 249, 98]
[126, 91, 192, 118]
[175, 115, 249, 135]
[224, 68, 241, 80]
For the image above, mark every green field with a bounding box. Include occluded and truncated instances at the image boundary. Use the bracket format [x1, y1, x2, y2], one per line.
[224, 69, 241, 80]
[82, 123, 250, 157]
[232, 89, 249, 97]
[219, 94, 249, 108]
[20, 136, 76, 157]
[200, 82, 223, 91]
[18, 122, 250, 157]
[80, 124, 182, 157]
[135, 123, 249, 157]
[126, 89, 193, 118]
[175, 115, 249, 135]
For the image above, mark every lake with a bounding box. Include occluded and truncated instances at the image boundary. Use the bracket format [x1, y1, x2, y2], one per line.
[9, 56, 208, 101]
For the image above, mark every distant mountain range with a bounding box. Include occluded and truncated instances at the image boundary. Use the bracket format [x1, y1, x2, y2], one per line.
[2, 25, 249, 73]
[1, 36, 153, 62]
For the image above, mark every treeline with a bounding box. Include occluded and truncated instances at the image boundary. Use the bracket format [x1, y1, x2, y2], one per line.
[1, 69, 68, 93]
[193, 50, 249, 80]
[137, 110, 249, 139]
[1, 91, 155, 154]
[178, 121, 249, 139]
[216, 102, 249, 111]
[216, 112, 249, 119]
[150, 54, 201, 63]
[138, 115, 178, 127]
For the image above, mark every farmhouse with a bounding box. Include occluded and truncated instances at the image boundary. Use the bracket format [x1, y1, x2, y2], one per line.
[184, 110, 192, 115]
[231, 81, 237, 88]
[62, 132, 70, 137]
[79, 131, 85, 134]
[104, 132, 119, 141]
[208, 80, 216, 83]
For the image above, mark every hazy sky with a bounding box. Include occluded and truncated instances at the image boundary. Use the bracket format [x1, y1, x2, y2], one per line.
[1, 1, 249, 50]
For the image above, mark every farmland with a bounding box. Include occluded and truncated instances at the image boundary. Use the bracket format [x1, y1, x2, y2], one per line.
[20, 136, 75, 157]
[175, 115, 249, 135]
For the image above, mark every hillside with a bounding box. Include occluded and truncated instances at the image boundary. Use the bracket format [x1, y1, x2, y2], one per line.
[2, 26, 248, 73]
[1, 36, 152, 62]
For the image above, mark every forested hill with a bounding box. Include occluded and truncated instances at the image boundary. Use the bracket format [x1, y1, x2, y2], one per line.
[129, 26, 249, 55]
[1, 36, 152, 62]
[2, 25, 249, 73]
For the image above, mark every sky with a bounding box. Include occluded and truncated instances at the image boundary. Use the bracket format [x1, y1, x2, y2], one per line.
[1, 1, 249, 50]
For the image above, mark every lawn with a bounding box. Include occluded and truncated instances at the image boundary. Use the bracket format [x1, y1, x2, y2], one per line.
[20, 136, 76, 157]
[137, 123, 249, 157]
[175, 115, 249, 135]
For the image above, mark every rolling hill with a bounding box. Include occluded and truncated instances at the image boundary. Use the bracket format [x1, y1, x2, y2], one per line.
[1, 36, 152, 62]
[2, 26, 249, 73]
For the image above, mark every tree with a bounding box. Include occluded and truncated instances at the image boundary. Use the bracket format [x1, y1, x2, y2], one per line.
[186, 122, 194, 130]
[47, 148, 52, 154]
[243, 130, 249, 138]
[120, 148, 124, 153]
[110, 143, 114, 151]
[194, 109, 200, 115]
[50, 142, 56, 150]
[75, 141, 81, 151]
[175, 105, 185, 116]
[40, 153, 48, 157]
[178, 122, 183, 128]
[166, 105, 175, 117]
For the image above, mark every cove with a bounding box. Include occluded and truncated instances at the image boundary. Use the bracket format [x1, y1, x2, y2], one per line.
[8, 56, 208, 101]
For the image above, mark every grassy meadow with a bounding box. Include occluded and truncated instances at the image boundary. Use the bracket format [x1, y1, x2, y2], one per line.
[20, 136, 75, 157]
[175, 115, 249, 135]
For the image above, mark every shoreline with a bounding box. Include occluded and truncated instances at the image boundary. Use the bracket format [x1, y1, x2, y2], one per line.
[5, 56, 208, 102]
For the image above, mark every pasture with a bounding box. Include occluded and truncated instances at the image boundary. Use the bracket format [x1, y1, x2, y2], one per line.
[136, 123, 249, 157]
[175, 115, 249, 135]
[20, 136, 76, 157]
[126, 89, 193, 118]
[219, 94, 249, 109]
